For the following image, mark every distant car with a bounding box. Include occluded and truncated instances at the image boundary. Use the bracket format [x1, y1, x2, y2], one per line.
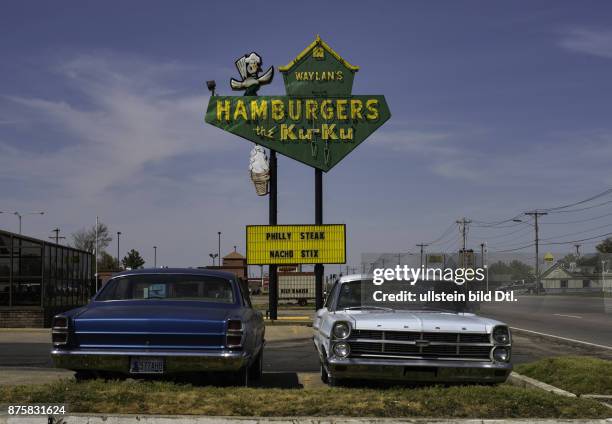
[51, 268, 265, 386]
[314, 274, 512, 386]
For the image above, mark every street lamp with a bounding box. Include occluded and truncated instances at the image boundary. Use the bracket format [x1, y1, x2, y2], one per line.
[13, 211, 44, 235]
[116, 231, 122, 269]
[206, 80, 217, 96]
[209, 253, 218, 266]
[153, 246, 157, 268]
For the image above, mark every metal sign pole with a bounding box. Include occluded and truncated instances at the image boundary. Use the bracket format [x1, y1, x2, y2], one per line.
[268, 150, 278, 320]
[315, 168, 324, 310]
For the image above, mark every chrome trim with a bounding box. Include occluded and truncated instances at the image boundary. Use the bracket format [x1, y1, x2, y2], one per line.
[51, 348, 249, 373]
[327, 357, 512, 383]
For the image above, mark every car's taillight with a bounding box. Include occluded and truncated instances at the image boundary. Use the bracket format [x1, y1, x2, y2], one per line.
[226, 319, 243, 348]
[52, 315, 69, 346]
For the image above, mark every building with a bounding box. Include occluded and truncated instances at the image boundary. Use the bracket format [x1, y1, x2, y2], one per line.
[204, 250, 248, 280]
[541, 261, 604, 293]
[0, 229, 95, 327]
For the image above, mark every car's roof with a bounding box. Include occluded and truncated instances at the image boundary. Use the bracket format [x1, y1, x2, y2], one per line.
[111, 268, 237, 279]
[338, 273, 371, 283]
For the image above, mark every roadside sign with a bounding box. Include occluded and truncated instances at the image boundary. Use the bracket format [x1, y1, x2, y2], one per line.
[246, 224, 346, 265]
[205, 36, 391, 172]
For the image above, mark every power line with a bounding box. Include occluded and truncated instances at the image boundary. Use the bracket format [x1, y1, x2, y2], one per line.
[543, 210, 612, 225]
[540, 222, 612, 242]
[547, 199, 612, 214]
[540, 188, 612, 212]
[489, 243, 535, 253]
[542, 230, 612, 246]
[426, 222, 458, 246]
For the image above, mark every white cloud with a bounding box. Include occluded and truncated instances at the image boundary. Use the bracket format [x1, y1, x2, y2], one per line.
[559, 28, 612, 59]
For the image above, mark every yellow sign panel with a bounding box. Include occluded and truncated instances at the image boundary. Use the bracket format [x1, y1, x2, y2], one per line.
[246, 224, 346, 265]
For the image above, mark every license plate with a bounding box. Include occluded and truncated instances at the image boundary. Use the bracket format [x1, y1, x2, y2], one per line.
[129, 357, 165, 374]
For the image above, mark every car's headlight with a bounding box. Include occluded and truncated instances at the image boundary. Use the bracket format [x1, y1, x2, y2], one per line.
[492, 326, 510, 344]
[333, 341, 350, 358]
[492, 346, 510, 362]
[332, 322, 350, 339]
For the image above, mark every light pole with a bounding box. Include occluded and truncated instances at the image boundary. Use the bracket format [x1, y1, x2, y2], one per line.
[116, 231, 122, 269]
[209, 253, 218, 266]
[217, 232, 222, 267]
[13, 211, 44, 235]
[153, 246, 157, 268]
[602, 260, 607, 294]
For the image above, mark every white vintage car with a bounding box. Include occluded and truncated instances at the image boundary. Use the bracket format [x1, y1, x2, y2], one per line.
[313, 274, 512, 386]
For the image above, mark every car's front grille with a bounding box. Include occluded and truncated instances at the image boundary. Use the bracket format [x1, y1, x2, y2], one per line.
[347, 329, 492, 360]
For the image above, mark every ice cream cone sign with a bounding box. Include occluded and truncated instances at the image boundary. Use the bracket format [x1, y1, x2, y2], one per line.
[249, 145, 270, 196]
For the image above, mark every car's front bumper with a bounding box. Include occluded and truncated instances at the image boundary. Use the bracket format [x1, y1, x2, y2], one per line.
[327, 357, 512, 383]
[51, 348, 249, 374]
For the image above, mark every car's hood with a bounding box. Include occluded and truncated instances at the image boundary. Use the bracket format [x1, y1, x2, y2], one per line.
[340, 310, 501, 333]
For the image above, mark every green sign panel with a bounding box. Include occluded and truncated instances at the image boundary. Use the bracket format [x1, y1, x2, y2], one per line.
[205, 36, 391, 172]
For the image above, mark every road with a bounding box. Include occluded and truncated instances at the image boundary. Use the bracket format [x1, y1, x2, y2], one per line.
[480, 295, 612, 348]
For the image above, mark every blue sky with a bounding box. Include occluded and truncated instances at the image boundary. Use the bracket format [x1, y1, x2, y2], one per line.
[1, 1, 612, 271]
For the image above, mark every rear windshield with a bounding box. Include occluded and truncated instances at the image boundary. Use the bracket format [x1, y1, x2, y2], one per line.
[97, 274, 235, 303]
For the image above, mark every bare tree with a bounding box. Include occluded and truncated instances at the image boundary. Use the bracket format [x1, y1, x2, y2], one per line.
[72, 222, 113, 253]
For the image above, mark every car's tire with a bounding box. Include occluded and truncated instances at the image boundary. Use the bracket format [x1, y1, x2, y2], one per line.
[248, 350, 263, 381]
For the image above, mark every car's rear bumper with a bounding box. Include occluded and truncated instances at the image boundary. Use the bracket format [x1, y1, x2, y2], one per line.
[51, 348, 249, 374]
[327, 357, 512, 383]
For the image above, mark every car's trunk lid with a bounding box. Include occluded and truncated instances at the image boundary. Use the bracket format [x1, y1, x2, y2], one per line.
[73, 301, 232, 349]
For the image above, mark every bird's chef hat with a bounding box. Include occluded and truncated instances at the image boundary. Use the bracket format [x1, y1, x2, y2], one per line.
[244, 53, 262, 65]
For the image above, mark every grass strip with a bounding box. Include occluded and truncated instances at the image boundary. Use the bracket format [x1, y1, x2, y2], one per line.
[0, 379, 609, 418]
[516, 356, 612, 396]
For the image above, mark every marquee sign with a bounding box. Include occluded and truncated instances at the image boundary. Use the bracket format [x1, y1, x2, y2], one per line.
[205, 36, 391, 172]
[246, 224, 346, 265]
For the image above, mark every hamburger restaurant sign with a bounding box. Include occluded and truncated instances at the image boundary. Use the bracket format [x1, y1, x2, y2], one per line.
[205, 36, 391, 172]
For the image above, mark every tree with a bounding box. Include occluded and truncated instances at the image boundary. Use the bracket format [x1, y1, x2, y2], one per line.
[488, 260, 533, 282]
[98, 251, 117, 271]
[72, 222, 113, 253]
[122, 249, 145, 269]
[596, 238, 612, 254]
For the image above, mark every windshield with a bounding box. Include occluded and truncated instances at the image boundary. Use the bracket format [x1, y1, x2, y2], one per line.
[96, 274, 235, 303]
[336, 279, 475, 313]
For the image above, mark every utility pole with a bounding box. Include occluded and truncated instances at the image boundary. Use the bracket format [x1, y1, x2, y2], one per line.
[416, 244, 428, 268]
[480, 243, 485, 268]
[116, 231, 122, 269]
[525, 211, 547, 295]
[49, 228, 66, 244]
[153, 246, 157, 268]
[456, 218, 471, 267]
[95, 216, 99, 291]
[268, 150, 278, 320]
[314, 168, 324, 310]
[217, 232, 222, 266]
[574, 244, 581, 257]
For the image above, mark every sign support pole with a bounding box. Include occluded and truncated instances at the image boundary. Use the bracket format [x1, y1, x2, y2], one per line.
[268, 150, 278, 320]
[315, 168, 324, 310]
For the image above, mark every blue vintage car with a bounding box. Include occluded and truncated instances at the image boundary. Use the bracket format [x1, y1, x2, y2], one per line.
[51, 268, 265, 385]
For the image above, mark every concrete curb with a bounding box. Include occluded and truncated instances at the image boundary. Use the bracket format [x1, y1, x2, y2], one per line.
[1, 416, 612, 424]
[508, 371, 577, 397]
